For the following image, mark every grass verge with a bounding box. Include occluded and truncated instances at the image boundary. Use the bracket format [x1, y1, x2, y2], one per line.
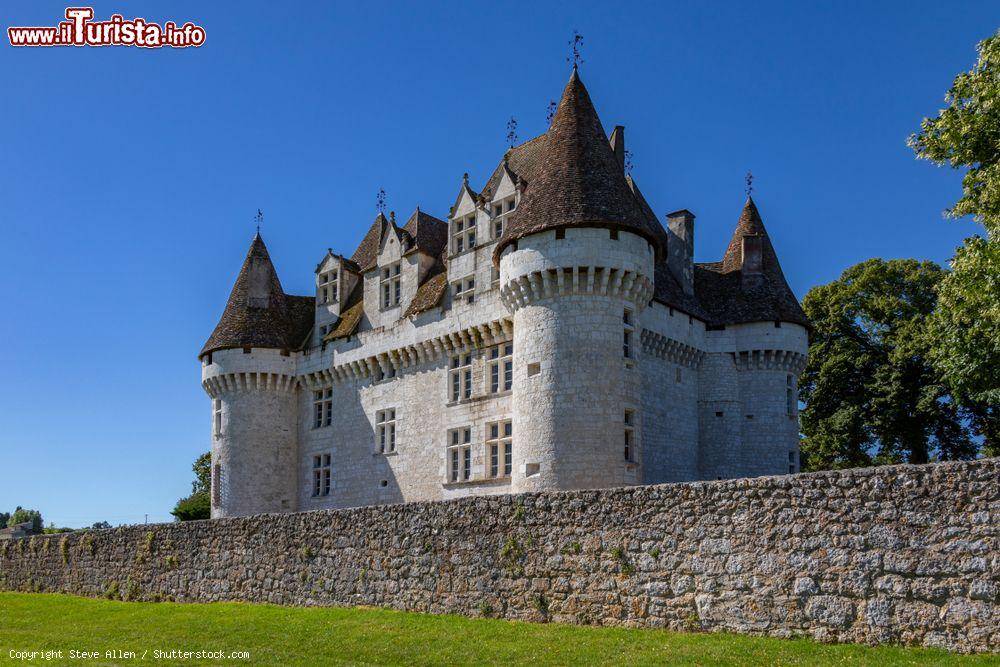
[0, 593, 991, 666]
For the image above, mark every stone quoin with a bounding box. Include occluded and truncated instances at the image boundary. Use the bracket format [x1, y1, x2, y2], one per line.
[199, 68, 810, 519]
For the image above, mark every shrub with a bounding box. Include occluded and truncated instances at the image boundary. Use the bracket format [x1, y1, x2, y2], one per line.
[171, 492, 210, 522]
[104, 581, 120, 600]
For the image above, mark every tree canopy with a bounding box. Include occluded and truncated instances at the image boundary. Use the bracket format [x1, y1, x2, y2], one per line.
[171, 452, 211, 522]
[909, 29, 1000, 410]
[799, 259, 979, 470]
[7, 507, 43, 534]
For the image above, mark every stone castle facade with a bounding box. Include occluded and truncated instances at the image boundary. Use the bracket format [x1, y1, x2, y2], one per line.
[200, 69, 809, 519]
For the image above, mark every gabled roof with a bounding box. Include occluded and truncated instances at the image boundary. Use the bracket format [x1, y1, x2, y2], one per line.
[201, 233, 315, 358]
[401, 209, 449, 259]
[350, 212, 390, 271]
[450, 176, 480, 218]
[494, 68, 665, 262]
[480, 134, 548, 202]
[695, 197, 809, 328]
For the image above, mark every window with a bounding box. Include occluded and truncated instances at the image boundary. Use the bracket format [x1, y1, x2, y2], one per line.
[624, 410, 635, 462]
[380, 262, 401, 308]
[491, 266, 500, 287]
[453, 214, 476, 253]
[489, 342, 513, 393]
[487, 420, 512, 478]
[212, 463, 221, 505]
[312, 453, 331, 497]
[213, 399, 222, 437]
[452, 276, 475, 305]
[448, 427, 472, 482]
[623, 309, 635, 360]
[450, 354, 473, 402]
[313, 388, 333, 429]
[786, 375, 795, 417]
[491, 196, 515, 239]
[318, 270, 338, 305]
[376, 409, 396, 453]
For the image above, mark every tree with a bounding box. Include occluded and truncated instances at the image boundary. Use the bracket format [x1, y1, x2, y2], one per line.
[799, 259, 978, 470]
[171, 452, 211, 521]
[8, 507, 43, 534]
[91, 521, 112, 530]
[0, 512, 9, 529]
[909, 29, 1000, 420]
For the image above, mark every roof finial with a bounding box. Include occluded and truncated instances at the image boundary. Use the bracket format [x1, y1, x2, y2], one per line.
[567, 30, 584, 69]
[745, 170, 754, 198]
[389, 210, 396, 225]
[462, 172, 469, 185]
[506, 116, 518, 149]
[254, 209, 263, 235]
[375, 188, 387, 214]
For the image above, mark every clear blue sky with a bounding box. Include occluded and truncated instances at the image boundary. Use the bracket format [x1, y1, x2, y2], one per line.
[1, 1, 996, 527]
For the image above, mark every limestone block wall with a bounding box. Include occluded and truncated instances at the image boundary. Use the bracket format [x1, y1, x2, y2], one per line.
[2, 460, 996, 654]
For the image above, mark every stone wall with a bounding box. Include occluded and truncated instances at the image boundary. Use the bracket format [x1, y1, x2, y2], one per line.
[1, 459, 997, 653]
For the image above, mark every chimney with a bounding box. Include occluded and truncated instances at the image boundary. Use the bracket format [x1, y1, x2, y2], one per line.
[666, 209, 695, 295]
[741, 235, 765, 289]
[609, 125, 625, 172]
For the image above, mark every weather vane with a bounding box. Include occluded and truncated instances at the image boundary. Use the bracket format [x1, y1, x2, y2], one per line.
[376, 188, 386, 214]
[254, 209, 263, 233]
[745, 170, 754, 197]
[506, 116, 518, 149]
[545, 100, 557, 124]
[567, 31, 584, 68]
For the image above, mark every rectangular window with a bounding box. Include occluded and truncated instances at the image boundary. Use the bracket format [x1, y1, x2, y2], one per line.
[318, 270, 338, 305]
[452, 276, 475, 305]
[312, 453, 332, 497]
[447, 427, 472, 482]
[491, 196, 515, 240]
[376, 409, 396, 453]
[487, 420, 512, 478]
[453, 215, 476, 253]
[623, 309, 635, 360]
[489, 342, 514, 393]
[624, 409, 635, 462]
[313, 388, 333, 428]
[491, 266, 500, 287]
[213, 399, 222, 437]
[450, 353, 473, 401]
[380, 262, 401, 308]
[212, 463, 221, 505]
[786, 375, 795, 416]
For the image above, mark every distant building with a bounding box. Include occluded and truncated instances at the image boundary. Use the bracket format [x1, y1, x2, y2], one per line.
[200, 68, 809, 519]
[0, 522, 34, 540]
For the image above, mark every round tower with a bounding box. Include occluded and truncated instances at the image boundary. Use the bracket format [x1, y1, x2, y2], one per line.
[698, 197, 810, 479]
[495, 68, 662, 493]
[199, 233, 302, 518]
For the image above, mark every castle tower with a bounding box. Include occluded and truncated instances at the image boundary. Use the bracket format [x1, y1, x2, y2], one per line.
[495, 68, 660, 493]
[697, 197, 810, 479]
[199, 233, 305, 518]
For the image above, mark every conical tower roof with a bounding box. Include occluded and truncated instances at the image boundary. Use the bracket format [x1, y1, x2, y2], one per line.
[695, 197, 809, 328]
[200, 233, 297, 358]
[495, 68, 664, 261]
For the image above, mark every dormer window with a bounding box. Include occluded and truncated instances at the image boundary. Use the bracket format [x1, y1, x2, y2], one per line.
[318, 270, 338, 305]
[453, 214, 476, 254]
[380, 262, 401, 308]
[492, 196, 515, 239]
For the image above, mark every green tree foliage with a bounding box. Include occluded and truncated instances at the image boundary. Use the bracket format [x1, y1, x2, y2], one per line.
[8, 507, 43, 534]
[171, 452, 211, 522]
[171, 492, 210, 522]
[799, 259, 978, 470]
[909, 30, 1000, 414]
[90, 521, 112, 530]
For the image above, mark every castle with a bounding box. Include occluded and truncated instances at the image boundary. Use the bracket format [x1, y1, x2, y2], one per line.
[200, 68, 809, 519]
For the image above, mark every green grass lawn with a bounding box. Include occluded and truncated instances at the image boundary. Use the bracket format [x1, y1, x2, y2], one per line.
[0, 593, 992, 666]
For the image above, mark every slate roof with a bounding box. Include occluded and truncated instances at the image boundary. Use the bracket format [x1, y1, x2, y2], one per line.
[479, 134, 549, 202]
[350, 213, 390, 271]
[494, 68, 666, 262]
[200, 233, 315, 358]
[401, 209, 449, 259]
[694, 197, 809, 328]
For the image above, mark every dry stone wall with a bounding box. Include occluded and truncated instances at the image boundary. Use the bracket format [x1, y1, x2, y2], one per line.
[1, 459, 997, 653]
